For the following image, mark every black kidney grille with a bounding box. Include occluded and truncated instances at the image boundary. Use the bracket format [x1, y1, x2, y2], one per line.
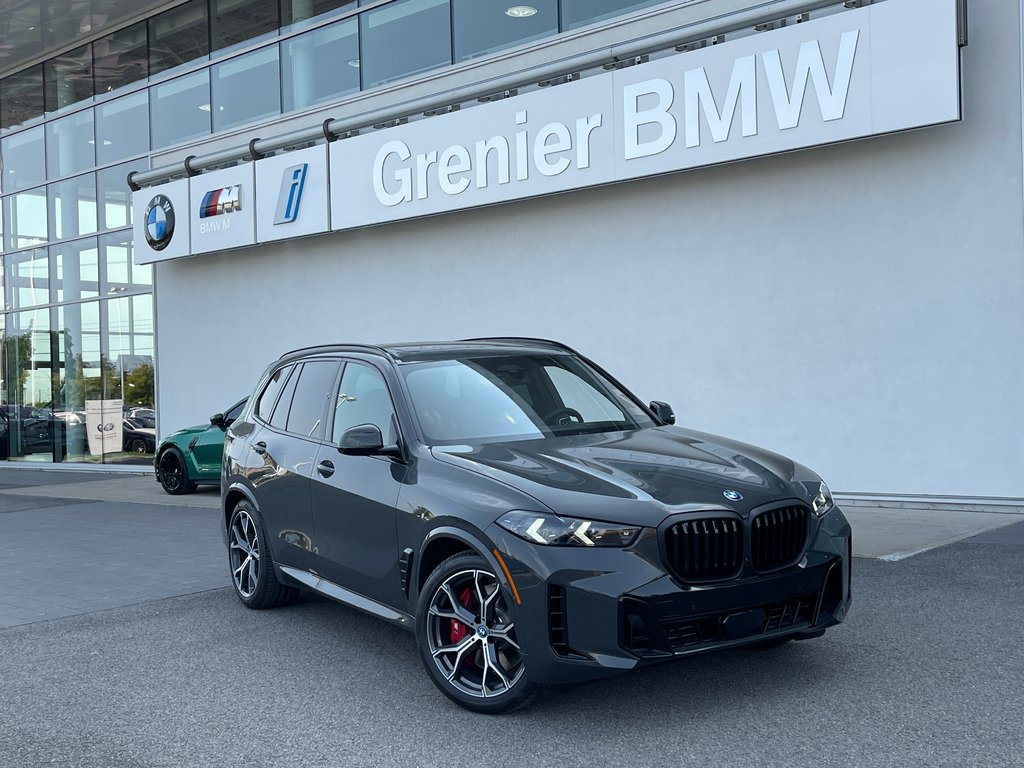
[664, 517, 743, 580]
[751, 505, 810, 571]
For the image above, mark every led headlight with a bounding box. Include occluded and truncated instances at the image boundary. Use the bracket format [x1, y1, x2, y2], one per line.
[497, 511, 641, 547]
[811, 481, 834, 517]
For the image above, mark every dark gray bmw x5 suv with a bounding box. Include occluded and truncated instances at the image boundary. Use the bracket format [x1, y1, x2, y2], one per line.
[222, 338, 852, 712]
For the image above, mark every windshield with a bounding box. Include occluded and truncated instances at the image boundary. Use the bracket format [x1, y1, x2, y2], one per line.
[400, 353, 654, 445]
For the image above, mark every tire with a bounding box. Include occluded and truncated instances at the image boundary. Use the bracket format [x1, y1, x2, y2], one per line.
[416, 552, 535, 713]
[157, 448, 198, 495]
[129, 438, 149, 454]
[227, 500, 299, 610]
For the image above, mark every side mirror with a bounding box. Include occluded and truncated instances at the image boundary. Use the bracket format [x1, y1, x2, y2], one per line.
[339, 423, 402, 458]
[209, 413, 226, 428]
[649, 401, 676, 426]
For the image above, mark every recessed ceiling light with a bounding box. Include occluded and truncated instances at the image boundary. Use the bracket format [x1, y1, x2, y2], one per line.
[347, 59, 360, 68]
[505, 5, 537, 18]
[198, 103, 211, 111]
[86, 139, 113, 145]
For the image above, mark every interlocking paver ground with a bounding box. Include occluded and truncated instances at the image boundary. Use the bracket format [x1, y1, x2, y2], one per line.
[0, 487, 226, 628]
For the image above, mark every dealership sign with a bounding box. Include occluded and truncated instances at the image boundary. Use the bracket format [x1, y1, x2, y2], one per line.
[133, 0, 959, 265]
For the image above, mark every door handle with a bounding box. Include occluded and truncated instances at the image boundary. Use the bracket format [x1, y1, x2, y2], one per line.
[317, 460, 335, 478]
[252, 441, 267, 455]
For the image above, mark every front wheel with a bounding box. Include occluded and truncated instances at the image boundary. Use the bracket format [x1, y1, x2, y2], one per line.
[417, 552, 535, 713]
[157, 448, 197, 495]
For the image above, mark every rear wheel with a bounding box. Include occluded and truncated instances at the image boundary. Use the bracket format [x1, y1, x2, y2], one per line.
[228, 500, 298, 609]
[157, 448, 197, 495]
[129, 438, 149, 454]
[417, 552, 534, 713]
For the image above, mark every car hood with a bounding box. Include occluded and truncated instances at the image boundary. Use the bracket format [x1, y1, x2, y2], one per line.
[430, 427, 817, 526]
[162, 423, 208, 443]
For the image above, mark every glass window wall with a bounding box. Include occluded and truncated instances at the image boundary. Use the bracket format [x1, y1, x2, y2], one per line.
[360, 0, 452, 88]
[48, 175, 98, 242]
[93, 22, 149, 96]
[1, 65, 44, 131]
[453, 0, 557, 62]
[98, 161, 146, 231]
[1, 126, 46, 194]
[101, 231, 151, 294]
[95, 91, 150, 164]
[561, 0, 668, 30]
[212, 47, 281, 132]
[46, 110, 96, 178]
[282, 18, 359, 112]
[52, 238, 101, 304]
[0, 307, 55, 462]
[44, 43, 94, 115]
[282, 0, 357, 31]
[150, 70, 211, 149]
[5, 249, 50, 310]
[3, 191, 49, 251]
[212, 0, 280, 52]
[149, 0, 211, 76]
[54, 301, 102, 463]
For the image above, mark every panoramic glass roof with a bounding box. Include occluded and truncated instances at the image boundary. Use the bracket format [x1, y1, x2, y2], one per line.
[0, 0, 173, 77]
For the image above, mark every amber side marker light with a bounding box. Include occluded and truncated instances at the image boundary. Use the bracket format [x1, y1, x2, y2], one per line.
[492, 549, 522, 605]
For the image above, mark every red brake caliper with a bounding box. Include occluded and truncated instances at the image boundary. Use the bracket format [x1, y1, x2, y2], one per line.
[449, 587, 475, 643]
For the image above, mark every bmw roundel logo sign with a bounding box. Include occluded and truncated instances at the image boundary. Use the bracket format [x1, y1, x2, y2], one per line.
[144, 195, 175, 251]
[723, 490, 743, 502]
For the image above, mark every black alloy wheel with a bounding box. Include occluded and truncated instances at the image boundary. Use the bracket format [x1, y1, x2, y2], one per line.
[417, 552, 534, 713]
[157, 448, 197, 495]
[227, 500, 298, 609]
[129, 438, 149, 454]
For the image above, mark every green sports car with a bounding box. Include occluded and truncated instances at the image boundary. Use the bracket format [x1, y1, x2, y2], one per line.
[154, 398, 247, 495]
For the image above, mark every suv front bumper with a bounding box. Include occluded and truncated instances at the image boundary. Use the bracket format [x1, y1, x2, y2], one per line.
[487, 506, 852, 685]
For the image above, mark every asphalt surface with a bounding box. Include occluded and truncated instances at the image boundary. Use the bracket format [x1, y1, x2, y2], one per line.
[1, 476, 1022, 767]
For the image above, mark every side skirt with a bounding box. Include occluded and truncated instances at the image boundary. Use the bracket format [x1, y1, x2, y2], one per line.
[279, 565, 415, 631]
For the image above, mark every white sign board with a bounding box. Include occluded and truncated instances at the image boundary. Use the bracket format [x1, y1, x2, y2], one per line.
[190, 164, 256, 255]
[132, 0, 960, 265]
[255, 144, 330, 243]
[132, 179, 190, 264]
[85, 399, 123, 457]
[330, 0, 959, 230]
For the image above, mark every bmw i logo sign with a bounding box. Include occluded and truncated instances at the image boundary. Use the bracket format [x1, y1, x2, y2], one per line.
[144, 195, 175, 251]
[723, 490, 743, 502]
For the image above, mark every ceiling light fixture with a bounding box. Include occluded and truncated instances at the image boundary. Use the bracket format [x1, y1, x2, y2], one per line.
[198, 103, 211, 111]
[347, 59, 360, 68]
[505, 5, 537, 18]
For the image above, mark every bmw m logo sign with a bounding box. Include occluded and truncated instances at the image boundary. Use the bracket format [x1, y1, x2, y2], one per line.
[144, 195, 175, 251]
[723, 490, 743, 502]
[199, 185, 242, 218]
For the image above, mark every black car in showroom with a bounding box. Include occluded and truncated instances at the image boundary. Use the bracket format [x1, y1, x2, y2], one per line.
[222, 339, 851, 712]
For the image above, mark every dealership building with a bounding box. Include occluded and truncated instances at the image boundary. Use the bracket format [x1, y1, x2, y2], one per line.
[0, 0, 1020, 505]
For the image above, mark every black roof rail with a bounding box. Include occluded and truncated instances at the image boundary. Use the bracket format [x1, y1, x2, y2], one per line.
[463, 337, 580, 354]
[277, 343, 395, 361]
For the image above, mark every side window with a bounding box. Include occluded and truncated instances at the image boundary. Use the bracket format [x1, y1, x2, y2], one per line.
[332, 362, 397, 445]
[286, 360, 341, 440]
[545, 366, 627, 423]
[256, 365, 293, 423]
[269, 364, 301, 430]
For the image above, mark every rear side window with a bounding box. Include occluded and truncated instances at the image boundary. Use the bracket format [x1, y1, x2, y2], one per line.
[269, 366, 301, 430]
[256, 365, 293, 423]
[286, 360, 341, 440]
